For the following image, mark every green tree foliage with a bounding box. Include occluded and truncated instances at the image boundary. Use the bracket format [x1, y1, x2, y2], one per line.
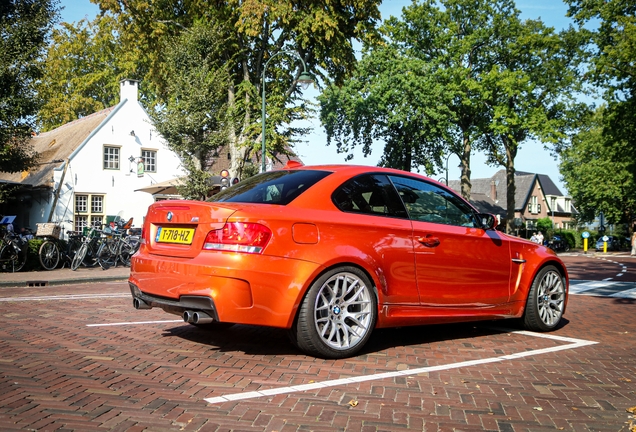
[566, 0, 636, 208]
[480, 19, 587, 233]
[536, 217, 553, 236]
[379, 0, 509, 198]
[319, 45, 453, 173]
[37, 14, 133, 131]
[148, 22, 233, 200]
[560, 107, 635, 224]
[85, 0, 382, 178]
[0, 0, 59, 176]
[319, 0, 585, 232]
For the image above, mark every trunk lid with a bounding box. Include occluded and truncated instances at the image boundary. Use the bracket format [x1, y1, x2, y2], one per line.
[144, 200, 237, 258]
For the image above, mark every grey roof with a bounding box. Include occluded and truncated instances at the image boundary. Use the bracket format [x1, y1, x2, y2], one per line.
[468, 192, 506, 217]
[536, 173, 563, 196]
[449, 169, 569, 212]
[0, 107, 116, 188]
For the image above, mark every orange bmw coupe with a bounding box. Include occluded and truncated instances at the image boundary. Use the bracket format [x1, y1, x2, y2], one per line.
[129, 164, 568, 358]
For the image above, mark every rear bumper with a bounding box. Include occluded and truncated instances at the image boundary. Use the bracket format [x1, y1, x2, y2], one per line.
[128, 248, 323, 328]
[129, 282, 220, 321]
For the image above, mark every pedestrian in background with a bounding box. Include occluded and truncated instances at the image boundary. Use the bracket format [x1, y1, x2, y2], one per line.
[530, 232, 538, 243]
[537, 231, 544, 245]
[631, 231, 636, 256]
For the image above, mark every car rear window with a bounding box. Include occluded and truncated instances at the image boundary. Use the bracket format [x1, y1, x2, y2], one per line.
[208, 169, 332, 205]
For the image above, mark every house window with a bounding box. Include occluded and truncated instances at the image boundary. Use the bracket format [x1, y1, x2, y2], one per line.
[91, 215, 103, 227]
[75, 216, 88, 232]
[529, 196, 538, 214]
[104, 146, 120, 170]
[141, 149, 157, 172]
[75, 194, 105, 231]
[565, 199, 571, 212]
[551, 197, 556, 212]
[75, 195, 88, 213]
[91, 195, 103, 213]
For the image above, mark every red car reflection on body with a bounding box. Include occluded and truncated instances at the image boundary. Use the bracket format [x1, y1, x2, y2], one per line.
[129, 164, 568, 358]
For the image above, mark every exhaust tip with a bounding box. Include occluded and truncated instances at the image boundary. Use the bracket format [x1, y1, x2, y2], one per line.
[133, 298, 151, 310]
[192, 311, 214, 325]
[183, 310, 194, 323]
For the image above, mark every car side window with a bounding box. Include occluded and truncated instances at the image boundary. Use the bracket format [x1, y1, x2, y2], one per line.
[389, 176, 479, 227]
[332, 174, 408, 218]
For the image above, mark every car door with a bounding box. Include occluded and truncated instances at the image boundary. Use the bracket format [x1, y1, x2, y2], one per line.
[388, 175, 511, 307]
[331, 174, 419, 305]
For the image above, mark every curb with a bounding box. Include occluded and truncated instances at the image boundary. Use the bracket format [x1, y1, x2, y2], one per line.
[0, 275, 129, 288]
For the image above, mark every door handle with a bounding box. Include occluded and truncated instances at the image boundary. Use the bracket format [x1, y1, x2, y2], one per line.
[417, 235, 440, 248]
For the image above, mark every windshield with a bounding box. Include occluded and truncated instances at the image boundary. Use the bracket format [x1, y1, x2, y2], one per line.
[208, 170, 332, 205]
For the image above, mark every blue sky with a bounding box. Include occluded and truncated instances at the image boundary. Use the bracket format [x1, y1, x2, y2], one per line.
[58, 0, 576, 193]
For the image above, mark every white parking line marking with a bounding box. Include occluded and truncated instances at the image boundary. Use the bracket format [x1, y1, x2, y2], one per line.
[0, 294, 129, 302]
[87, 320, 183, 327]
[203, 329, 598, 405]
[609, 288, 636, 299]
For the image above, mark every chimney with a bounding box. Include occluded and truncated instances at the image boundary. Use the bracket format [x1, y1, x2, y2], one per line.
[119, 79, 140, 102]
[490, 181, 497, 201]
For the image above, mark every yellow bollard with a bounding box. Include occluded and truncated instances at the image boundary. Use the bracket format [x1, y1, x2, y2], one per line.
[604, 241, 607, 253]
[583, 238, 588, 253]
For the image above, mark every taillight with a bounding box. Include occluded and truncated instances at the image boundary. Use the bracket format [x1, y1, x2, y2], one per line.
[203, 222, 272, 254]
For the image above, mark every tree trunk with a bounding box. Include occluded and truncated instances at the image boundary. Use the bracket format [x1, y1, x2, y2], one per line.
[504, 139, 518, 234]
[459, 132, 472, 200]
[227, 73, 251, 180]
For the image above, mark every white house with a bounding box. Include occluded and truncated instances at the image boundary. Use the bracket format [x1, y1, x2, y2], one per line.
[0, 79, 184, 237]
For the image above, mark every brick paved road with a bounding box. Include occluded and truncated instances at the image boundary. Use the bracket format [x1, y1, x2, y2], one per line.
[0, 279, 634, 431]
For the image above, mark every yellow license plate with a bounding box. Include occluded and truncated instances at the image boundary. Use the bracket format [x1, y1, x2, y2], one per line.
[156, 227, 195, 244]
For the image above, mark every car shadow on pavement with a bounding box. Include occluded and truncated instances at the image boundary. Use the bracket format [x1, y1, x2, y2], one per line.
[613, 297, 636, 305]
[162, 323, 301, 356]
[158, 318, 570, 358]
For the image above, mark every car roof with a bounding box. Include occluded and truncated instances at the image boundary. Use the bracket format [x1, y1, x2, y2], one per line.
[287, 163, 443, 184]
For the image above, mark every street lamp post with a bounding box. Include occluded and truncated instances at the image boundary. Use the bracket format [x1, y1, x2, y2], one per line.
[444, 153, 454, 186]
[261, 50, 314, 173]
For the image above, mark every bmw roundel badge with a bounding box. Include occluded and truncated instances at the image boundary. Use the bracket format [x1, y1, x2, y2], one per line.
[167, 211, 173, 221]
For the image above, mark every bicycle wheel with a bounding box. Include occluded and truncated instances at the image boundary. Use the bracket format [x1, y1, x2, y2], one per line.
[0, 244, 9, 272]
[118, 239, 136, 267]
[0, 244, 24, 272]
[14, 242, 27, 272]
[96, 241, 116, 270]
[39, 240, 60, 271]
[71, 243, 88, 271]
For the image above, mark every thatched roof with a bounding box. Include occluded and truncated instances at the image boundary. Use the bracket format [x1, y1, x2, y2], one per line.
[0, 106, 116, 188]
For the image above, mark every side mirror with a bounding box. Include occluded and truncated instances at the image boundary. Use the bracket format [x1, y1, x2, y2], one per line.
[477, 213, 498, 230]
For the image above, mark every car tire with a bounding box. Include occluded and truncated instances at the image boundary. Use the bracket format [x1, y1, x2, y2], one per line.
[522, 265, 566, 332]
[293, 266, 377, 359]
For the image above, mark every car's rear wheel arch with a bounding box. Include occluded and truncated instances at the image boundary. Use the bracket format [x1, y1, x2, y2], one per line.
[299, 261, 381, 311]
[288, 261, 381, 358]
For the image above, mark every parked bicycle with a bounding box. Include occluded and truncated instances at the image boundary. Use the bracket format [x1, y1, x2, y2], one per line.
[0, 229, 28, 272]
[70, 225, 103, 270]
[95, 216, 139, 269]
[36, 223, 85, 271]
